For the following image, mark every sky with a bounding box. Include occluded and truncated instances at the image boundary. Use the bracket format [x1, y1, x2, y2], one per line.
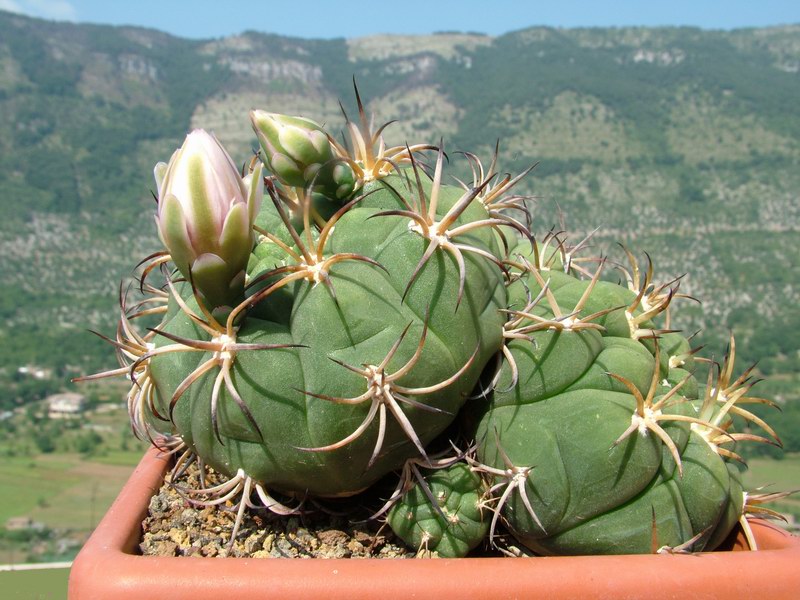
[0, 0, 798, 39]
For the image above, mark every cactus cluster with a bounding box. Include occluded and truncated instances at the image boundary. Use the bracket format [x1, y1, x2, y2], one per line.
[83, 84, 784, 558]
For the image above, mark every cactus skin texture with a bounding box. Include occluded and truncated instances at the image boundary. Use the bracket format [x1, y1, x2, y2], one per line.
[470, 241, 769, 555]
[388, 463, 489, 558]
[83, 84, 783, 555]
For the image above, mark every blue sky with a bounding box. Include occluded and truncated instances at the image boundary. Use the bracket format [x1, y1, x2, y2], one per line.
[0, 0, 798, 39]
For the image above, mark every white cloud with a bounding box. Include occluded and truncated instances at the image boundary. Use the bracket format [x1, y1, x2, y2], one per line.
[0, 0, 77, 21]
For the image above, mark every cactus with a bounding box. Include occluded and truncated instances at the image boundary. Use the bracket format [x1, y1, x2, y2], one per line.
[387, 461, 489, 558]
[469, 244, 781, 555]
[80, 83, 784, 557]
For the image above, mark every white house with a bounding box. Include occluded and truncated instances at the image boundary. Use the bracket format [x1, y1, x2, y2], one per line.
[47, 392, 86, 418]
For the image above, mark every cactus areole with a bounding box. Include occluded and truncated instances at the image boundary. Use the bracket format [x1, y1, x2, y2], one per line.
[81, 83, 784, 558]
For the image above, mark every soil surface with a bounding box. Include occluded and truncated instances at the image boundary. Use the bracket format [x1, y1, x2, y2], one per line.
[140, 462, 419, 559]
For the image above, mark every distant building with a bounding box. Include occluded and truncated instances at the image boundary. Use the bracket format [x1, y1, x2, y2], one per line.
[18, 365, 52, 380]
[5, 516, 44, 531]
[47, 392, 86, 419]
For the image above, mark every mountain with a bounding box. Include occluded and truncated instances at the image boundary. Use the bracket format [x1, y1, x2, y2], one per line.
[0, 12, 798, 418]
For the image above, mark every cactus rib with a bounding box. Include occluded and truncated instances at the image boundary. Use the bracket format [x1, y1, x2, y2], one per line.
[143, 275, 302, 444]
[372, 447, 467, 521]
[467, 433, 545, 545]
[298, 319, 478, 468]
[608, 343, 727, 477]
[371, 149, 521, 306]
[245, 181, 387, 303]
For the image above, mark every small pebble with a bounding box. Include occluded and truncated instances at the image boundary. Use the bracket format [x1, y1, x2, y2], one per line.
[140, 463, 415, 559]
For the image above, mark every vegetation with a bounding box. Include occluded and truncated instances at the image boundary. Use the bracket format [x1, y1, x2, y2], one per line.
[0, 383, 146, 564]
[0, 16, 795, 382]
[743, 454, 800, 521]
[0, 568, 71, 599]
[0, 13, 796, 386]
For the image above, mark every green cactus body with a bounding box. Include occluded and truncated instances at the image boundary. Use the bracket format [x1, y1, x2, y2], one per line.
[473, 262, 746, 555]
[387, 463, 489, 557]
[149, 167, 506, 496]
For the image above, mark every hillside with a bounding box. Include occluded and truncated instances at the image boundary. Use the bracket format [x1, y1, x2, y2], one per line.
[0, 11, 798, 447]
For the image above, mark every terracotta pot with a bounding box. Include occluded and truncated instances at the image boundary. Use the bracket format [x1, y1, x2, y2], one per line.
[68, 448, 800, 600]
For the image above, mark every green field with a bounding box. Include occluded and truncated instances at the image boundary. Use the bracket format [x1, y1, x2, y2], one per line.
[0, 450, 141, 565]
[0, 568, 70, 599]
[1, 452, 141, 526]
[0, 397, 146, 565]
[742, 453, 800, 521]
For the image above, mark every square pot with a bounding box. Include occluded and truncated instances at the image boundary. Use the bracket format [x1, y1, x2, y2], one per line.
[68, 448, 800, 599]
